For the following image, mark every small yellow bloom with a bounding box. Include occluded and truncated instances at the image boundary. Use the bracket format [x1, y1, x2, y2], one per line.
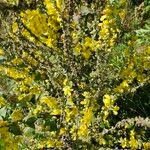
[0, 120, 7, 126]
[113, 106, 119, 115]
[103, 94, 111, 107]
[130, 130, 135, 137]
[0, 48, 4, 55]
[12, 22, 18, 33]
[121, 80, 129, 88]
[45, 38, 53, 47]
[67, 98, 74, 106]
[120, 137, 128, 148]
[74, 44, 81, 56]
[40, 96, 58, 108]
[99, 136, 106, 145]
[80, 99, 90, 105]
[11, 110, 23, 122]
[63, 86, 73, 96]
[59, 128, 66, 135]
[78, 124, 88, 137]
[0, 126, 9, 136]
[119, 10, 126, 20]
[103, 110, 109, 121]
[0, 96, 5, 107]
[129, 138, 138, 149]
[51, 109, 61, 115]
[33, 105, 42, 114]
[82, 107, 93, 124]
[100, 15, 107, 21]
[103, 8, 112, 15]
[56, 0, 62, 10]
[82, 91, 91, 98]
[82, 50, 91, 59]
[46, 140, 55, 148]
[143, 142, 150, 150]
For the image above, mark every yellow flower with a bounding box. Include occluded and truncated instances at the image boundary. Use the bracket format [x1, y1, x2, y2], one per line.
[113, 106, 119, 115]
[21, 9, 48, 36]
[121, 80, 129, 88]
[84, 37, 93, 48]
[82, 50, 91, 59]
[120, 137, 128, 148]
[103, 110, 109, 121]
[129, 138, 138, 149]
[143, 142, 150, 150]
[0, 48, 4, 55]
[103, 94, 111, 107]
[78, 124, 88, 137]
[33, 105, 42, 115]
[103, 8, 112, 15]
[103, 20, 109, 26]
[0, 127, 9, 138]
[100, 15, 107, 21]
[51, 109, 61, 115]
[0, 120, 8, 127]
[63, 78, 68, 86]
[119, 10, 126, 20]
[59, 128, 66, 135]
[80, 99, 90, 106]
[100, 28, 109, 36]
[40, 96, 58, 108]
[67, 98, 74, 106]
[44, 0, 54, 13]
[82, 107, 93, 124]
[130, 130, 135, 137]
[11, 110, 23, 122]
[82, 91, 91, 98]
[63, 86, 73, 96]
[129, 130, 139, 149]
[65, 107, 78, 122]
[12, 22, 18, 33]
[46, 140, 55, 148]
[45, 38, 53, 47]
[0, 96, 5, 107]
[74, 44, 82, 56]
[56, 0, 62, 10]
[99, 138, 106, 145]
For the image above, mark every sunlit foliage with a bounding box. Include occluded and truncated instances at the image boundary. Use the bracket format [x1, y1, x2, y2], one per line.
[0, 0, 150, 149]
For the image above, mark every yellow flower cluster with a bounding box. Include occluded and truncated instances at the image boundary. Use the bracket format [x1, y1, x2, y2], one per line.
[74, 37, 98, 59]
[120, 129, 142, 149]
[4, 67, 28, 79]
[0, 96, 5, 107]
[11, 109, 23, 122]
[21, 9, 48, 36]
[37, 138, 62, 149]
[0, 120, 20, 150]
[99, 6, 121, 50]
[65, 106, 78, 122]
[0, 47, 4, 56]
[77, 106, 94, 139]
[63, 78, 73, 97]
[129, 130, 139, 149]
[40, 96, 61, 115]
[20, 2, 61, 48]
[102, 94, 119, 121]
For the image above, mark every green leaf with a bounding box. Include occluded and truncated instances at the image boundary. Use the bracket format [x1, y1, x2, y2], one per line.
[24, 127, 35, 136]
[45, 118, 58, 131]
[9, 122, 22, 135]
[0, 107, 7, 118]
[0, 139, 5, 150]
[24, 116, 36, 128]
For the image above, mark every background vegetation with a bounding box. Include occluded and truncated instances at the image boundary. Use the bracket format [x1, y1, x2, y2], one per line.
[0, 0, 150, 149]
